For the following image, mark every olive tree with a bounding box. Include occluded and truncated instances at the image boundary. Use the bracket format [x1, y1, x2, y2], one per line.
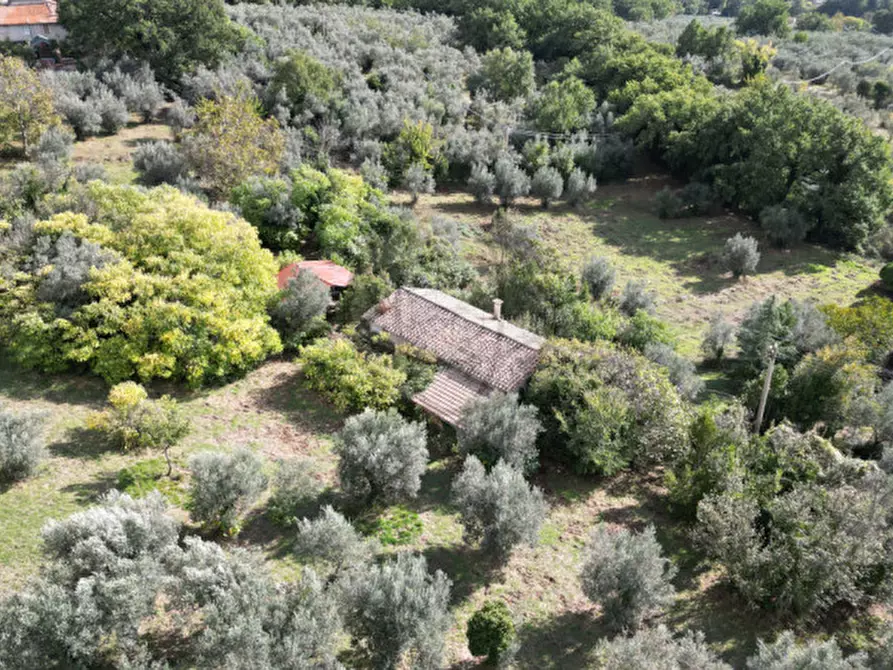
[596, 625, 730, 669]
[452, 456, 546, 557]
[271, 269, 330, 349]
[722, 233, 760, 279]
[294, 505, 373, 576]
[582, 256, 616, 301]
[458, 393, 542, 475]
[335, 409, 428, 503]
[581, 524, 677, 631]
[531, 165, 564, 208]
[188, 448, 268, 534]
[0, 406, 44, 482]
[746, 631, 869, 669]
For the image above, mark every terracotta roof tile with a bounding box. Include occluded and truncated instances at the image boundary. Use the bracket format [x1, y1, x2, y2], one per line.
[277, 260, 353, 290]
[413, 367, 493, 426]
[0, 1, 57, 26]
[366, 287, 544, 393]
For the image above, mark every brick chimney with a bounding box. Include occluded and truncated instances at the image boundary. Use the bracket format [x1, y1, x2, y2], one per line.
[492, 298, 503, 321]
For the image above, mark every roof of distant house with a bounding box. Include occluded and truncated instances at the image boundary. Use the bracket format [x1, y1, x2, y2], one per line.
[365, 287, 545, 394]
[277, 260, 354, 290]
[0, 1, 58, 26]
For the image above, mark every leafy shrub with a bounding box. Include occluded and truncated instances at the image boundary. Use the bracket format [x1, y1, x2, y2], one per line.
[493, 154, 530, 207]
[335, 409, 428, 503]
[403, 162, 435, 205]
[702, 312, 735, 361]
[188, 448, 268, 535]
[452, 456, 546, 557]
[360, 158, 388, 191]
[881, 262, 893, 291]
[565, 168, 597, 206]
[618, 310, 674, 352]
[341, 553, 452, 670]
[268, 458, 322, 525]
[0, 406, 44, 482]
[298, 338, 405, 412]
[822, 296, 893, 365]
[0, 182, 282, 386]
[528, 340, 688, 474]
[467, 600, 515, 663]
[458, 393, 542, 475]
[133, 140, 189, 186]
[294, 505, 372, 575]
[746, 631, 869, 669]
[87, 382, 189, 475]
[31, 125, 74, 164]
[271, 269, 330, 349]
[472, 47, 535, 102]
[620, 280, 656, 315]
[645, 343, 704, 400]
[337, 273, 392, 323]
[95, 87, 129, 134]
[760, 205, 811, 248]
[655, 187, 684, 219]
[531, 166, 564, 208]
[73, 163, 108, 184]
[468, 162, 497, 204]
[696, 476, 893, 619]
[596, 625, 730, 669]
[722, 233, 760, 278]
[582, 256, 615, 300]
[581, 524, 676, 631]
[116, 458, 186, 505]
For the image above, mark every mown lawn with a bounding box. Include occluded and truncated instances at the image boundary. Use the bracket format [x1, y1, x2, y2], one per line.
[411, 178, 880, 358]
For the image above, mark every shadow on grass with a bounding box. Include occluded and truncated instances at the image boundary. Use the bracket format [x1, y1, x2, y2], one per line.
[60, 470, 119, 505]
[247, 367, 344, 436]
[513, 610, 607, 670]
[423, 542, 504, 605]
[0, 356, 107, 407]
[48, 427, 119, 461]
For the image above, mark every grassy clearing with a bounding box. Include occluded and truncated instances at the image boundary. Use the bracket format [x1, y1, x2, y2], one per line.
[71, 119, 172, 184]
[411, 178, 880, 358]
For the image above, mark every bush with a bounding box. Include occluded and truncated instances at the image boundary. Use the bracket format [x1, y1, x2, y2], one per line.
[271, 269, 330, 349]
[467, 600, 516, 663]
[96, 87, 129, 134]
[337, 273, 392, 324]
[335, 409, 428, 503]
[0, 182, 282, 386]
[268, 458, 322, 525]
[403, 162, 435, 205]
[722, 233, 760, 278]
[452, 456, 546, 557]
[596, 625, 730, 669]
[881, 262, 893, 291]
[528, 340, 688, 475]
[645, 343, 704, 400]
[458, 393, 542, 475]
[582, 256, 616, 301]
[493, 154, 530, 207]
[468, 162, 497, 204]
[760, 205, 811, 248]
[702, 312, 735, 361]
[737, 295, 797, 367]
[133, 140, 189, 186]
[618, 310, 674, 352]
[31, 125, 74, 164]
[746, 631, 869, 669]
[655, 187, 684, 219]
[341, 553, 452, 670]
[188, 448, 268, 535]
[299, 338, 405, 412]
[294, 505, 372, 575]
[822, 296, 893, 365]
[530, 166, 564, 208]
[565, 168, 597, 206]
[0, 406, 44, 482]
[87, 381, 189, 475]
[581, 524, 676, 631]
[620, 279, 656, 315]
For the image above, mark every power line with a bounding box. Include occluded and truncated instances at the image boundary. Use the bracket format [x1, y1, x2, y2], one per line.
[780, 45, 893, 85]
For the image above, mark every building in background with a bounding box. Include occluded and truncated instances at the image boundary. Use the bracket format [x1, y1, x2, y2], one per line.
[0, 1, 66, 43]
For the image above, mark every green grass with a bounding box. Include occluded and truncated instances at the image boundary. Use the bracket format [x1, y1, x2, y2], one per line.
[356, 505, 424, 546]
[415, 181, 880, 359]
[116, 457, 188, 506]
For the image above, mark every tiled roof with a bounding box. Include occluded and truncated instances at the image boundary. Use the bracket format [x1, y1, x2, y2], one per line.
[277, 260, 353, 290]
[413, 367, 492, 426]
[0, 1, 57, 26]
[365, 287, 544, 393]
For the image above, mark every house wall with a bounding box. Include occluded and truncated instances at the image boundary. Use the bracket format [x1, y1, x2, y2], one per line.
[0, 23, 66, 42]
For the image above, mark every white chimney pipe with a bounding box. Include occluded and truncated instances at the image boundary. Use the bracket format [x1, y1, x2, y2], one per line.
[493, 298, 503, 321]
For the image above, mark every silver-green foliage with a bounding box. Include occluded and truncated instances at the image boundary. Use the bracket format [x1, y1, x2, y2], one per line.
[335, 409, 428, 503]
[340, 553, 452, 670]
[468, 162, 496, 204]
[0, 406, 44, 482]
[294, 505, 373, 575]
[133, 140, 189, 186]
[746, 631, 869, 669]
[644, 343, 704, 400]
[565, 168, 597, 206]
[188, 448, 268, 533]
[596, 625, 731, 669]
[582, 256, 616, 300]
[494, 154, 530, 206]
[701, 311, 735, 360]
[268, 458, 322, 525]
[620, 279, 656, 315]
[271, 269, 330, 348]
[458, 393, 542, 474]
[722, 233, 760, 278]
[581, 524, 677, 631]
[530, 165, 564, 207]
[452, 456, 546, 556]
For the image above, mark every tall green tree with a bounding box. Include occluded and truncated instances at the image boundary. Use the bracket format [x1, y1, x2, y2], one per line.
[58, 0, 243, 84]
[0, 57, 57, 155]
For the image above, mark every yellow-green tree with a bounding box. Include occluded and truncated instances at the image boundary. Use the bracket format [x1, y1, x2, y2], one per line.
[0, 56, 57, 155]
[182, 91, 284, 195]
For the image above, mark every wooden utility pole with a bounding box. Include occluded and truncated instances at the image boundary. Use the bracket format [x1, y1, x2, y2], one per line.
[754, 342, 778, 435]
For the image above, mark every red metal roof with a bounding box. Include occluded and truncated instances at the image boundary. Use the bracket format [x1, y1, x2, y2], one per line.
[277, 260, 354, 290]
[0, 2, 57, 26]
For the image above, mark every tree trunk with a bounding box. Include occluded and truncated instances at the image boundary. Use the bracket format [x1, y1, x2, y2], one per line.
[163, 445, 173, 478]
